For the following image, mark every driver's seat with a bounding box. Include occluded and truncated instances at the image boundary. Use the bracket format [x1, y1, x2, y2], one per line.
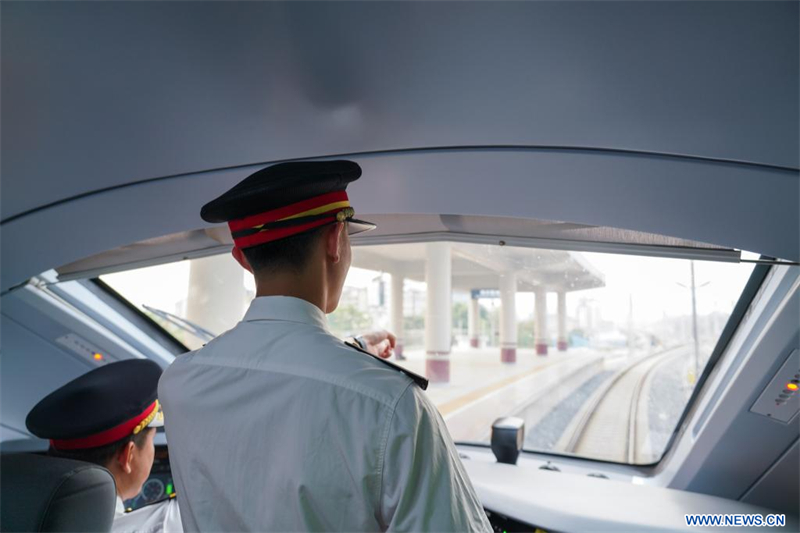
[0, 453, 117, 532]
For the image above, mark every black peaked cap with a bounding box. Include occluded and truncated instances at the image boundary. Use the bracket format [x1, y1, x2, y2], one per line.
[201, 160, 362, 224]
[26, 359, 162, 440]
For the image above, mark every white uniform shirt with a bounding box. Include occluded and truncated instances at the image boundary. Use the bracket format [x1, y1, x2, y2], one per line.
[159, 296, 491, 532]
[113, 497, 183, 533]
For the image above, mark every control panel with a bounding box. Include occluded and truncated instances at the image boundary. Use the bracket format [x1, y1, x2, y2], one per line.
[750, 348, 800, 424]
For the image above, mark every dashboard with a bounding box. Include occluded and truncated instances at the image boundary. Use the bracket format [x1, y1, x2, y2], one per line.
[127, 445, 539, 529]
[460, 447, 799, 532]
[122, 443, 797, 531]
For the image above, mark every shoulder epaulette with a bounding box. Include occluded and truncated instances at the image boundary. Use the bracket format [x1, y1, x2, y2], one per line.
[344, 341, 429, 390]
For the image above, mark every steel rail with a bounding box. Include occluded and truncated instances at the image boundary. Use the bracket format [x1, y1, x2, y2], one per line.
[564, 347, 685, 459]
[626, 349, 687, 463]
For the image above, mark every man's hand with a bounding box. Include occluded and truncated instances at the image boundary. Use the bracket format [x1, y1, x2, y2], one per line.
[359, 330, 397, 359]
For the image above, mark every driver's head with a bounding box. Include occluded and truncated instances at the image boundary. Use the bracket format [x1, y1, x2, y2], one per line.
[233, 222, 353, 312]
[201, 161, 375, 313]
[26, 359, 163, 500]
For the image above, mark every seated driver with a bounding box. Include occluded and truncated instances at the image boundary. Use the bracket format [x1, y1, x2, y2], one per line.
[25, 359, 182, 533]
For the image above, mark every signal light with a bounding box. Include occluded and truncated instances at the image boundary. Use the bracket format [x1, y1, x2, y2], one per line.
[93, 353, 104, 361]
[787, 383, 798, 391]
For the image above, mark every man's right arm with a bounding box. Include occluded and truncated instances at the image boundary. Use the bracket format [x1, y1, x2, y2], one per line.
[379, 383, 492, 532]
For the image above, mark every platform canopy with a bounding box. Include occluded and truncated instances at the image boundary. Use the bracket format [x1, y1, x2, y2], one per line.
[352, 242, 605, 294]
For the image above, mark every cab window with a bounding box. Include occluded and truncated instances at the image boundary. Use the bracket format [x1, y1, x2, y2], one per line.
[101, 241, 754, 465]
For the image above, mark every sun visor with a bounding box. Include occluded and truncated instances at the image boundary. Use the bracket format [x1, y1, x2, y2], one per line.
[56, 228, 234, 281]
[55, 215, 741, 281]
[355, 215, 742, 262]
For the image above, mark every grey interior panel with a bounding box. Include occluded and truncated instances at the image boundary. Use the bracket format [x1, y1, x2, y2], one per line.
[741, 439, 800, 516]
[463, 458, 798, 532]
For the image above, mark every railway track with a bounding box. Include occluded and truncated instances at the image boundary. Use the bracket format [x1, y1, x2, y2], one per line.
[560, 346, 688, 463]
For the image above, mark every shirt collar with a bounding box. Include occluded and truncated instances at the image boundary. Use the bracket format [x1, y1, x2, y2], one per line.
[115, 496, 125, 516]
[243, 296, 329, 331]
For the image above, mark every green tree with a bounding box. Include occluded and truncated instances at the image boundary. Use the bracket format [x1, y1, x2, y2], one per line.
[404, 315, 424, 330]
[328, 304, 373, 337]
[518, 320, 536, 348]
[452, 302, 468, 330]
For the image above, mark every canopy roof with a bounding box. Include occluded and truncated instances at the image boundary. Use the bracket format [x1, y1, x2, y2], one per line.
[353, 242, 605, 294]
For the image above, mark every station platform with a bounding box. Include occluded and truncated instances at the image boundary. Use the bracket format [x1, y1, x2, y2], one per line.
[392, 346, 602, 442]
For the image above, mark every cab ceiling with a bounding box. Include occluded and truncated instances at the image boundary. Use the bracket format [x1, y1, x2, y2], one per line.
[1, 1, 798, 290]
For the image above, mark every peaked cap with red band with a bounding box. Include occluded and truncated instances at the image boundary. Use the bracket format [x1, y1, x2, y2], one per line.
[26, 359, 164, 451]
[200, 160, 376, 250]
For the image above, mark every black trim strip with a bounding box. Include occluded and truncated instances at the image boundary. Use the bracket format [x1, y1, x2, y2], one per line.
[741, 258, 800, 266]
[3, 144, 797, 225]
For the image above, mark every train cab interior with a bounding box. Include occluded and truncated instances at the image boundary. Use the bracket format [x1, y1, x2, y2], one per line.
[1, 2, 798, 531]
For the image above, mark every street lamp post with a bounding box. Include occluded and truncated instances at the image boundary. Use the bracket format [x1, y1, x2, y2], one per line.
[677, 261, 709, 383]
[690, 261, 699, 378]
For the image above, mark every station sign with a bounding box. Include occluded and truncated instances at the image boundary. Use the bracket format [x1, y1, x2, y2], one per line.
[471, 289, 500, 299]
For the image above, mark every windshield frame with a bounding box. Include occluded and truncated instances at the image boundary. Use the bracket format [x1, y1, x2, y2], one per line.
[91, 246, 767, 469]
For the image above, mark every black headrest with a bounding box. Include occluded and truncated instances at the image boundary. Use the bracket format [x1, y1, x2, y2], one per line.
[0, 453, 116, 532]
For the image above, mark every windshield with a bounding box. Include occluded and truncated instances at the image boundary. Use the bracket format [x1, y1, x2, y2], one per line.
[101, 241, 754, 465]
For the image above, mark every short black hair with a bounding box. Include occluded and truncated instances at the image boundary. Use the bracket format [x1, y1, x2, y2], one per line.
[242, 225, 327, 274]
[48, 429, 152, 469]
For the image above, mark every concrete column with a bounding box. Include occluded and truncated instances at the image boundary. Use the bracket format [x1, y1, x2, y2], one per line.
[468, 296, 480, 348]
[534, 287, 549, 355]
[186, 254, 246, 335]
[391, 273, 405, 360]
[557, 291, 568, 351]
[499, 273, 517, 363]
[425, 242, 452, 382]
